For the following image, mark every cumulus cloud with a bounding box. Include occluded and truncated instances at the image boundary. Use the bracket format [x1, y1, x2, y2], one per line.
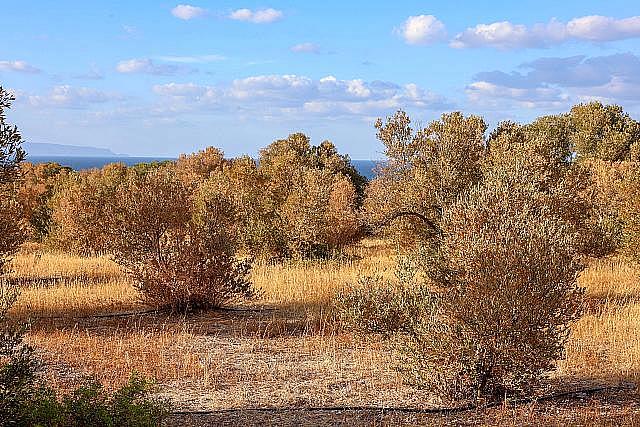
[27, 85, 121, 109]
[153, 74, 450, 118]
[398, 15, 447, 45]
[452, 15, 640, 49]
[468, 53, 640, 108]
[0, 60, 41, 74]
[290, 43, 320, 54]
[116, 58, 192, 76]
[566, 15, 640, 41]
[229, 8, 283, 24]
[171, 4, 207, 20]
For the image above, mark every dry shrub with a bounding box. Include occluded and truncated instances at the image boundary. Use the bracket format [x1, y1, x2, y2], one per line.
[413, 171, 584, 402]
[16, 162, 71, 242]
[259, 133, 365, 258]
[341, 110, 613, 404]
[48, 163, 129, 255]
[108, 166, 253, 311]
[175, 146, 226, 186]
[570, 101, 640, 161]
[364, 110, 486, 248]
[199, 156, 287, 259]
[588, 159, 640, 260]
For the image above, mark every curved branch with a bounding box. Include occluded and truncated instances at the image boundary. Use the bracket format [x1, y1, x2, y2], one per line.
[377, 210, 441, 235]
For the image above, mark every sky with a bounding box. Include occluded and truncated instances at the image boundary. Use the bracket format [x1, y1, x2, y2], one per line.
[1, 1, 639, 159]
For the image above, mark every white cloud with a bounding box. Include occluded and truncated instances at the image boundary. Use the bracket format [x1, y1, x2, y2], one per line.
[398, 15, 447, 45]
[0, 60, 41, 74]
[229, 8, 283, 24]
[116, 58, 191, 75]
[171, 4, 207, 20]
[566, 15, 640, 41]
[27, 85, 122, 109]
[153, 74, 451, 119]
[291, 43, 320, 53]
[452, 15, 640, 49]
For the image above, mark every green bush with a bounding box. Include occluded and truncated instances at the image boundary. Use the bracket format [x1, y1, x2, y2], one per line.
[2, 374, 170, 427]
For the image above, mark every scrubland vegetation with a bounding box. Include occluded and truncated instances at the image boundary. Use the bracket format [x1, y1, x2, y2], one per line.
[3, 84, 640, 425]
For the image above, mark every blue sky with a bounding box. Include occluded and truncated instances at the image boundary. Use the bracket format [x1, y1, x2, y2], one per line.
[1, 1, 639, 158]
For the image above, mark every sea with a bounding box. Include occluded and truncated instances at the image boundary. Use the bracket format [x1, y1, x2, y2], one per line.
[26, 156, 380, 180]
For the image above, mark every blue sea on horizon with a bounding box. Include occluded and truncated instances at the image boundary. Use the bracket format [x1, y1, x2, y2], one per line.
[26, 156, 380, 180]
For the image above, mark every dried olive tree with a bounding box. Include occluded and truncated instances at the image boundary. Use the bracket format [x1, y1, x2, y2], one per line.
[107, 166, 253, 311]
[340, 110, 612, 403]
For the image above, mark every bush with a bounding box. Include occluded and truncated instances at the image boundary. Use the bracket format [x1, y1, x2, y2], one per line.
[570, 101, 640, 161]
[258, 133, 366, 258]
[1, 280, 168, 425]
[2, 371, 170, 426]
[364, 110, 486, 248]
[341, 110, 611, 404]
[108, 166, 253, 311]
[0, 87, 27, 273]
[48, 163, 129, 255]
[414, 172, 584, 402]
[17, 162, 71, 242]
[335, 258, 432, 336]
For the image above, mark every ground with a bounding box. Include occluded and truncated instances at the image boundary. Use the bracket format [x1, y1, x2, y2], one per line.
[6, 240, 640, 425]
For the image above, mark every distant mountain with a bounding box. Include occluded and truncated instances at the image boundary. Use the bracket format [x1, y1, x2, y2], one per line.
[23, 142, 127, 158]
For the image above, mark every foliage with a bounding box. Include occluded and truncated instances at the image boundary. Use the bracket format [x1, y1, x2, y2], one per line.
[587, 160, 640, 260]
[258, 133, 366, 258]
[570, 101, 640, 161]
[345, 109, 614, 404]
[107, 165, 253, 311]
[48, 163, 129, 255]
[364, 111, 486, 248]
[335, 258, 431, 336]
[175, 146, 226, 187]
[411, 164, 585, 402]
[0, 87, 25, 187]
[198, 156, 287, 259]
[17, 162, 71, 241]
[0, 87, 27, 274]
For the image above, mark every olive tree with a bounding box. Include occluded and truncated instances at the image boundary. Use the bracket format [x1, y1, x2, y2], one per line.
[0, 87, 26, 273]
[340, 111, 611, 403]
[107, 166, 253, 311]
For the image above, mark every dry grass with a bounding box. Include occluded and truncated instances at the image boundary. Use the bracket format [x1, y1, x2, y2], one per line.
[559, 258, 640, 385]
[4, 241, 640, 424]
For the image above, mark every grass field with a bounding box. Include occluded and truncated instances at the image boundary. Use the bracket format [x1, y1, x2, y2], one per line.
[6, 241, 640, 425]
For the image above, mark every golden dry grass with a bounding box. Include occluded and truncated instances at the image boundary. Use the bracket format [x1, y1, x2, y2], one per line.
[5, 241, 640, 424]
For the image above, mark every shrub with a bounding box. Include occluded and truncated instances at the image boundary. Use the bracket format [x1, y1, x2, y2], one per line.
[341, 110, 610, 404]
[364, 110, 486, 248]
[570, 101, 640, 161]
[198, 156, 287, 260]
[0, 87, 27, 273]
[335, 258, 432, 336]
[108, 166, 253, 311]
[258, 133, 366, 258]
[587, 160, 640, 260]
[339, 170, 587, 403]
[175, 146, 226, 187]
[414, 171, 584, 402]
[17, 162, 71, 242]
[48, 163, 129, 255]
